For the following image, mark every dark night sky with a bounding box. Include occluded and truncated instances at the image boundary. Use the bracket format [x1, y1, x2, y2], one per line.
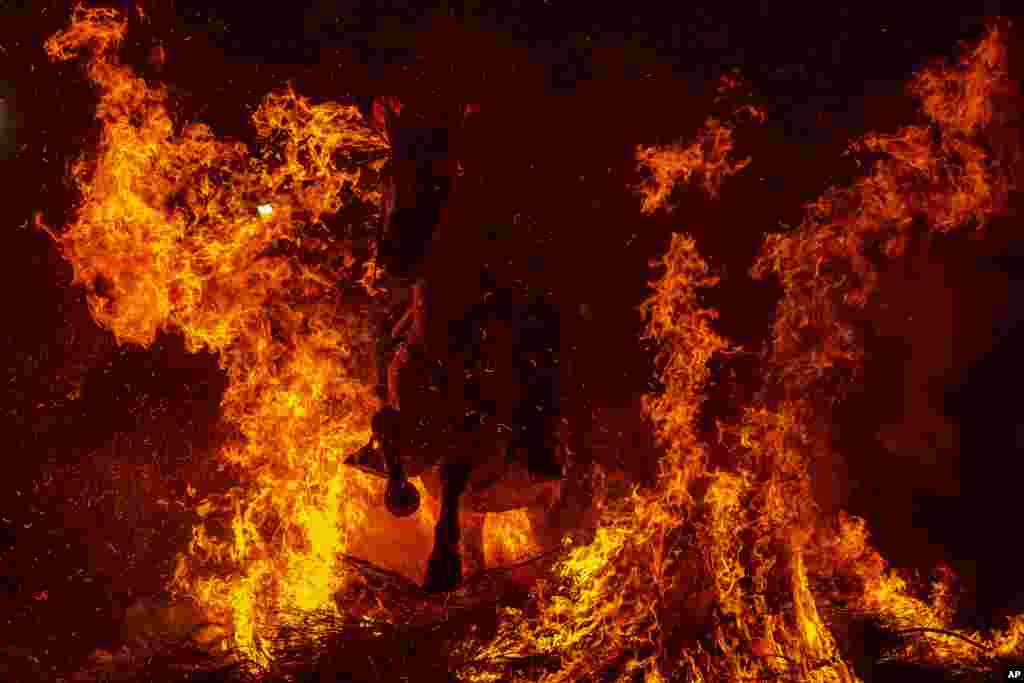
[1, 0, 1022, 677]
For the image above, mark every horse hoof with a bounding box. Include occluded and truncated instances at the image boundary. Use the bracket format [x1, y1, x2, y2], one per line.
[385, 478, 421, 517]
[423, 548, 462, 593]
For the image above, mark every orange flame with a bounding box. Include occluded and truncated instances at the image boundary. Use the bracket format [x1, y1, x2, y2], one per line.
[635, 76, 765, 213]
[484, 509, 541, 567]
[43, 6, 1024, 679]
[462, 21, 1021, 683]
[43, 4, 439, 667]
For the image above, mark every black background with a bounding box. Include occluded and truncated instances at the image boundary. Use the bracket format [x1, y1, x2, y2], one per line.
[1, 0, 1022, 677]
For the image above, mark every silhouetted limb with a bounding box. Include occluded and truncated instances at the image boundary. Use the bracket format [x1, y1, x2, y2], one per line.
[423, 461, 472, 593]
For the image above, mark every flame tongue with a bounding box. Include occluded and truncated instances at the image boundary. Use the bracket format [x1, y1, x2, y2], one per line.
[43, 4, 427, 666]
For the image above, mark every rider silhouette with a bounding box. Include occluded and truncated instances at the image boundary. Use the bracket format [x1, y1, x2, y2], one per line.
[353, 95, 562, 526]
[353, 94, 462, 518]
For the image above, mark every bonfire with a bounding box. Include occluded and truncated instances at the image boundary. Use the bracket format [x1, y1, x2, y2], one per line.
[27, 5, 1024, 682]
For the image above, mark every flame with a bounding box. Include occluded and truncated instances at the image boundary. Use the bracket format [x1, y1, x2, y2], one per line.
[635, 76, 765, 213]
[749, 23, 1020, 674]
[43, 4, 415, 665]
[43, 6, 1024, 680]
[462, 22, 1021, 683]
[484, 509, 541, 567]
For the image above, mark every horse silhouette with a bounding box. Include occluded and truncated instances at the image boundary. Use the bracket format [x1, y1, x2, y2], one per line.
[347, 284, 594, 592]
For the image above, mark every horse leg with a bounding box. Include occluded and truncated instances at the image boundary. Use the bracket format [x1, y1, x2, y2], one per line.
[423, 461, 471, 593]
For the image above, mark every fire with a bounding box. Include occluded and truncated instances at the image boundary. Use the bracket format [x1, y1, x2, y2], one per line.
[635, 74, 765, 213]
[750, 24, 1022, 675]
[484, 509, 541, 567]
[42, 3, 431, 666]
[42, 5, 1024, 680]
[461, 21, 1022, 683]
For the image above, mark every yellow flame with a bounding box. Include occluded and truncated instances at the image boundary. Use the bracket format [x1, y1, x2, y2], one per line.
[44, 4, 402, 667]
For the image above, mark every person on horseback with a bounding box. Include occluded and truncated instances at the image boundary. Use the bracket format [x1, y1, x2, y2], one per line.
[351, 94, 453, 520]
[350, 94, 563, 592]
